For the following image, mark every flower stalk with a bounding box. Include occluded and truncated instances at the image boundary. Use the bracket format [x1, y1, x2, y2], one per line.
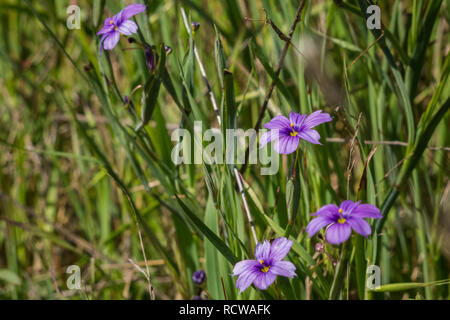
[329, 241, 349, 299]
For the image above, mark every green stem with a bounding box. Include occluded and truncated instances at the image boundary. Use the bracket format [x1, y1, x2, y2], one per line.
[285, 147, 301, 236]
[329, 241, 349, 299]
[291, 147, 301, 179]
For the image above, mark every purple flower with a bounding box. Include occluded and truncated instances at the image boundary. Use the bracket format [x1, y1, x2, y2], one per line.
[232, 237, 296, 293]
[97, 4, 146, 52]
[192, 270, 206, 285]
[306, 200, 382, 245]
[260, 110, 332, 154]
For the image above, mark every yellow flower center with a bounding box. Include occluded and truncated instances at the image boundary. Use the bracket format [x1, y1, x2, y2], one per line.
[115, 27, 118, 31]
[339, 208, 343, 214]
[259, 259, 270, 273]
[261, 266, 270, 273]
[110, 20, 114, 25]
[338, 217, 346, 224]
[290, 123, 294, 127]
[290, 130, 298, 137]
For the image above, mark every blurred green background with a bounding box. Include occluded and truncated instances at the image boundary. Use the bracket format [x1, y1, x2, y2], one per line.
[0, 0, 449, 299]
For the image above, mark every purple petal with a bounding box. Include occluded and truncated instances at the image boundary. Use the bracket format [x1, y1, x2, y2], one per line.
[102, 32, 120, 50]
[302, 110, 332, 130]
[311, 204, 339, 218]
[259, 129, 280, 149]
[254, 241, 271, 261]
[306, 216, 334, 237]
[253, 272, 277, 290]
[289, 111, 306, 127]
[264, 115, 290, 130]
[298, 129, 321, 145]
[99, 33, 110, 53]
[270, 261, 296, 278]
[117, 20, 138, 36]
[97, 21, 114, 35]
[112, 11, 124, 25]
[326, 223, 352, 244]
[103, 17, 113, 26]
[269, 237, 293, 261]
[340, 200, 361, 214]
[232, 260, 259, 276]
[346, 216, 371, 237]
[121, 4, 147, 21]
[351, 204, 382, 219]
[273, 135, 299, 154]
[235, 270, 260, 293]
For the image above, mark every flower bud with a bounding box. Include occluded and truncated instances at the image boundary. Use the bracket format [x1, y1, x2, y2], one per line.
[315, 242, 325, 253]
[191, 22, 200, 33]
[192, 270, 206, 285]
[145, 47, 156, 72]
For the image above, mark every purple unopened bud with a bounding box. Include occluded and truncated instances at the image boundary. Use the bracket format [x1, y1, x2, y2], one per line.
[165, 45, 172, 55]
[192, 296, 204, 300]
[124, 95, 135, 111]
[191, 22, 200, 32]
[192, 270, 206, 285]
[145, 47, 156, 72]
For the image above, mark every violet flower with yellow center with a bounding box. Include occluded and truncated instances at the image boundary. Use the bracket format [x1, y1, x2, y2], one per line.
[232, 237, 296, 293]
[97, 4, 146, 52]
[306, 200, 382, 245]
[260, 110, 332, 154]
